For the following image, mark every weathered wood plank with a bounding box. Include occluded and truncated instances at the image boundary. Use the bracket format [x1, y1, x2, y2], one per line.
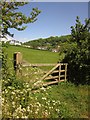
[59, 64, 61, 82]
[22, 63, 57, 67]
[43, 79, 65, 87]
[52, 70, 59, 73]
[22, 63, 68, 67]
[44, 76, 59, 80]
[65, 64, 67, 81]
[43, 81, 58, 86]
[52, 70, 65, 73]
[40, 64, 59, 81]
[59, 80, 65, 82]
[60, 75, 65, 78]
[60, 70, 65, 72]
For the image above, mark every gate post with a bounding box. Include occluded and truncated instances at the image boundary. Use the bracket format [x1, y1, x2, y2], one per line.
[59, 64, 61, 82]
[13, 52, 22, 75]
[65, 64, 68, 81]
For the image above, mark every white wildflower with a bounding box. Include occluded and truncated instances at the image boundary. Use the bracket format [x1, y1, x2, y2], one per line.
[12, 102, 15, 106]
[42, 97, 47, 100]
[36, 102, 41, 107]
[55, 109, 60, 113]
[16, 116, 19, 118]
[52, 100, 55, 103]
[11, 91, 15, 95]
[27, 106, 30, 112]
[35, 111, 38, 114]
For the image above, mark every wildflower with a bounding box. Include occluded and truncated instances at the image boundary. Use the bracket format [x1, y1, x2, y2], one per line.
[22, 116, 28, 118]
[36, 108, 39, 112]
[5, 89, 8, 93]
[52, 100, 55, 103]
[15, 105, 22, 112]
[57, 101, 61, 104]
[55, 109, 60, 113]
[43, 110, 48, 117]
[16, 116, 19, 118]
[46, 101, 50, 105]
[36, 102, 41, 107]
[35, 111, 38, 114]
[27, 106, 30, 112]
[35, 97, 37, 100]
[20, 91, 23, 94]
[26, 84, 29, 88]
[11, 91, 15, 95]
[46, 92, 48, 95]
[40, 87, 46, 91]
[34, 72, 37, 74]
[49, 106, 52, 109]
[30, 110, 32, 113]
[22, 108, 26, 112]
[42, 97, 47, 100]
[8, 86, 12, 89]
[47, 86, 51, 89]
[12, 102, 15, 106]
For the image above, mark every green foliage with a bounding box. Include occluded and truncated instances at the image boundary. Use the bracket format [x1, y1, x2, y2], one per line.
[1, 2, 41, 37]
[1, 43, 24, 91]
[60, 16, 90, 84]
[2, 48, 9, 80]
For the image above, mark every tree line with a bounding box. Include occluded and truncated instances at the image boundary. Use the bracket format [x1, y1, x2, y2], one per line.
[23, 35, 71, 52]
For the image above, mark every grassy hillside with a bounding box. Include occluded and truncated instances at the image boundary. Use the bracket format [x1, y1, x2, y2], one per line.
[6, 45, 59, 64]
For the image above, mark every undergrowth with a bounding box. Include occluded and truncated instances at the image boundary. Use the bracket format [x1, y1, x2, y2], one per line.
[2, 76, 89, 118]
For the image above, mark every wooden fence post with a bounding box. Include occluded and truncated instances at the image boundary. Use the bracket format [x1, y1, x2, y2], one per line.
[65, 64, 67, 81]
[13, 52, 22, 75]
[59, 64, 61, 82]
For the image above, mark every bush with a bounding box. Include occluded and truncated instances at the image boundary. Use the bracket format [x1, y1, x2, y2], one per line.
[60, 16, 90, 85]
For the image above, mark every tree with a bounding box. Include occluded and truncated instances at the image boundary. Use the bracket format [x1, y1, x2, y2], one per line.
[60, 16, 90, 84]
[0, 1, 41, 81]
[1, 1, 41, 38]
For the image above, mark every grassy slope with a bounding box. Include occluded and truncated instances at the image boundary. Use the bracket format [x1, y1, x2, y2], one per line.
[6, 45, 59, 64]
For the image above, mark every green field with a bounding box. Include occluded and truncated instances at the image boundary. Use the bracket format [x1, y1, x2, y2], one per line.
[2, 45, 89, 119]
[6, 45, 59, 64]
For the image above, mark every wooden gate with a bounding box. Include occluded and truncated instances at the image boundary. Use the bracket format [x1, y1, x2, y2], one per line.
[13, 52, 68, 86]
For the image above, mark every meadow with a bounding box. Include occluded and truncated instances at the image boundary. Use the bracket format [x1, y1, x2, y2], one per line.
[6, 45, 59, 63]
[2, 45, 89, 119]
